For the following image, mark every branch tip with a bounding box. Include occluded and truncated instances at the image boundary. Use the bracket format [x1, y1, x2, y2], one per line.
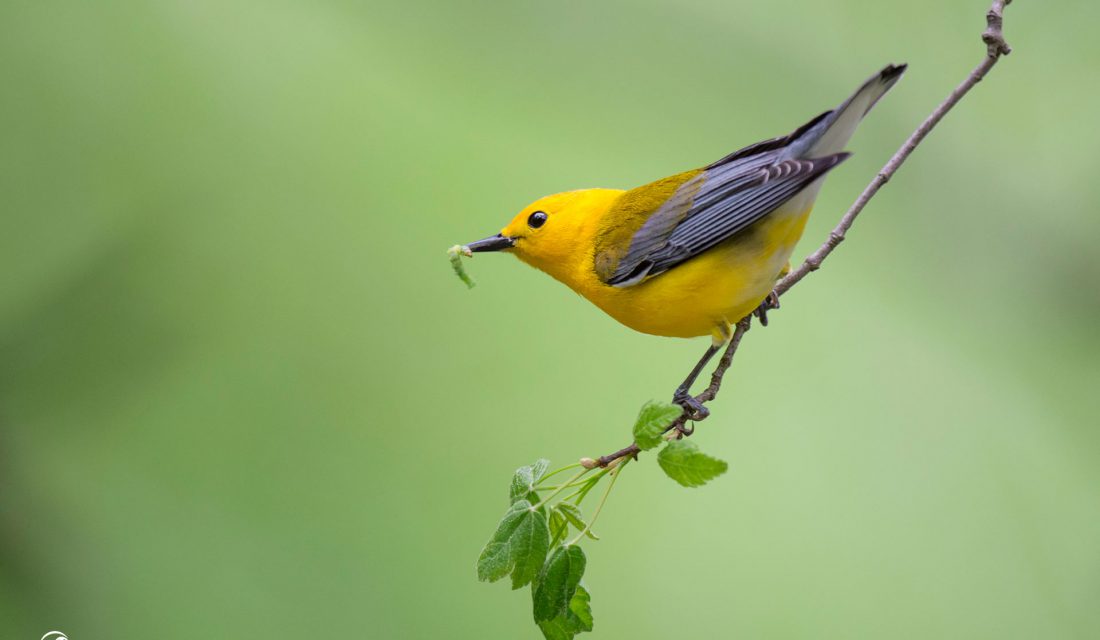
[982, 0, 1012, 57]
[592, 0, 1014, 468]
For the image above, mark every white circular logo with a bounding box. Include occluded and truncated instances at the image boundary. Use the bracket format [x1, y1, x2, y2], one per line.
[41, 632, 68, 640]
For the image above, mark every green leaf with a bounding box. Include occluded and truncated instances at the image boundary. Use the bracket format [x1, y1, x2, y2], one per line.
[567, 584, 594, 631]
[477, 541, 511, 583]
[556, 503, 598, 540]
[476, 499, 550, 589]
[538, 617, 573, 640]
[632, 400, 683, 450]
[477, 501, 528, 582]
[511, 506, 552, 590]
[549, 508, 567, 543]
[510, 468, 534, 504]
[537, 585, 594, 640]
[531, 459, 551, 483]
[532, 545, 586, 623]
[657, 440, 729, 488]
[510, 459, 551, 504]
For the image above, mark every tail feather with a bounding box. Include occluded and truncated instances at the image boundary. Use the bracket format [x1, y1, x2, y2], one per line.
[788, 63, 907, 159]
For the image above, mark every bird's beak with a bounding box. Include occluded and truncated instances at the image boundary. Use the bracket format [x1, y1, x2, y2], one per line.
[465, 233, 515, 253]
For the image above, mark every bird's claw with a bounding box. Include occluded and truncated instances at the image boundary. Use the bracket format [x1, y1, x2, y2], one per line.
[753, 290, 781, 327]
[673, 392, 710, 421]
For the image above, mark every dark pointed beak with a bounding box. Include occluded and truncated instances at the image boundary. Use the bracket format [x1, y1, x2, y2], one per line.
[465, 233, 514, 253]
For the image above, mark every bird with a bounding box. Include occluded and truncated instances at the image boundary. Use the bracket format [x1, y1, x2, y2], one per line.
[462, 64, 906, 419]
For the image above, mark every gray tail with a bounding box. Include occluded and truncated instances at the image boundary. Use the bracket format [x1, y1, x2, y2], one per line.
[787, 63, 907, 159]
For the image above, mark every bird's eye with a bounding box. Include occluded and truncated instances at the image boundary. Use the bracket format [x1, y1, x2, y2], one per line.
[527, 211, 548, 229]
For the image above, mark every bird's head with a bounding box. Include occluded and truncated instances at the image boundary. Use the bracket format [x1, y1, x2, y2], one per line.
[464, 189, 622, 282]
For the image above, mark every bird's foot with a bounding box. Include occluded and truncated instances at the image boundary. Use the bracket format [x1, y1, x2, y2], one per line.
[673, 391, 709, 422]
[753, 290, 781, 327]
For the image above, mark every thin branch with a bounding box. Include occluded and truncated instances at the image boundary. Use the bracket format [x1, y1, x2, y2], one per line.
[595, 0, 1013, 468]
[777, 0, 1012, 295]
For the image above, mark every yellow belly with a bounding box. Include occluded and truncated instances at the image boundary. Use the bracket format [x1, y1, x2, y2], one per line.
[581, 206, 812, 341]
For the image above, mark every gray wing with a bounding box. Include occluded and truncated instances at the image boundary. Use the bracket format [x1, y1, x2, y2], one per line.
[605, 149, 849, 287]
[604, 64, 907, 287]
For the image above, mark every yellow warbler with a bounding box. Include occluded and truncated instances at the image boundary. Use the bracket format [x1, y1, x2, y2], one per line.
[462, 64, 906, 417]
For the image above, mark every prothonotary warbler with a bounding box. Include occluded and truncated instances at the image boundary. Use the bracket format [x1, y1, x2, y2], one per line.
[462, 64, 906, 418]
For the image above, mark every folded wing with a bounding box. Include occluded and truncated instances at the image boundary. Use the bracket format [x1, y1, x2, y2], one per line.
[604, 149, 849, 287]
[601, 63, 906, 288]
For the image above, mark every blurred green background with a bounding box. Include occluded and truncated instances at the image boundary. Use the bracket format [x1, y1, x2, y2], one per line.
[2, 0, 1097, 637]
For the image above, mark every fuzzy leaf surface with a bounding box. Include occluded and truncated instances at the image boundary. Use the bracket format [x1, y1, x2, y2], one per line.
[537, 585, 594, 640]
[556, 503, 598, 540]
[657, 440, 729, 487]
[476, 499, 550, 588]
[632, 401, 683, 450]
[510, 459, 551, 504]
[532, 545, 587, 623]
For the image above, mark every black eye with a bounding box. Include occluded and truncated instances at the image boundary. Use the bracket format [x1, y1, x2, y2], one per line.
[527, 211, 548, 229]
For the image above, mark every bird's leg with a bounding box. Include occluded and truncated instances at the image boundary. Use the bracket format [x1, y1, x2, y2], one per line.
[754, 263, 789, 327]
[753, 290, 781, 327]
[672, 343, 720, 421]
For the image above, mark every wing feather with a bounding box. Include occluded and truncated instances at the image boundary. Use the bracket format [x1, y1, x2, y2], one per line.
[602, 65, 906, 287]
[605, 152, 849, 286]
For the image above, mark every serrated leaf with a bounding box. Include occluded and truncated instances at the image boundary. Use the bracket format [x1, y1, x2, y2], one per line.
[510, 459, 551, 504]
[533, 545, 586, 623]
[538, 616, 575, 640]
[476, 500, 550, 589]
[510, 467, 535, 504]
[477, 501, 528, 582]
[537, 585, 594, 640]
[556, 503, 598, 540]
[477, 541, 511, 583]
[511, 506, 551, 590]
[531, 458, 551, 483]
[568, 585, 593, 631]
[657, 440, 729, 488]
[632, 400, 683, 450]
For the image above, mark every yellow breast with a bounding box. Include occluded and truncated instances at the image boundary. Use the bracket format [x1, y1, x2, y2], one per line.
[571, 204, 813, 341]
[504, 188, 813, 342]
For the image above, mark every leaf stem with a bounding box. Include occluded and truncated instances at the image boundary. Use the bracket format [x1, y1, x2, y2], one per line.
[536, 462, 582, 486]
[559, 484, 589, 505]
[537, 470, 605, 491]
[531, 468, 590, 510]
[560, 468, 611, 504]
[576, 468, 611, 503]
[566, 459, 628, 546]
